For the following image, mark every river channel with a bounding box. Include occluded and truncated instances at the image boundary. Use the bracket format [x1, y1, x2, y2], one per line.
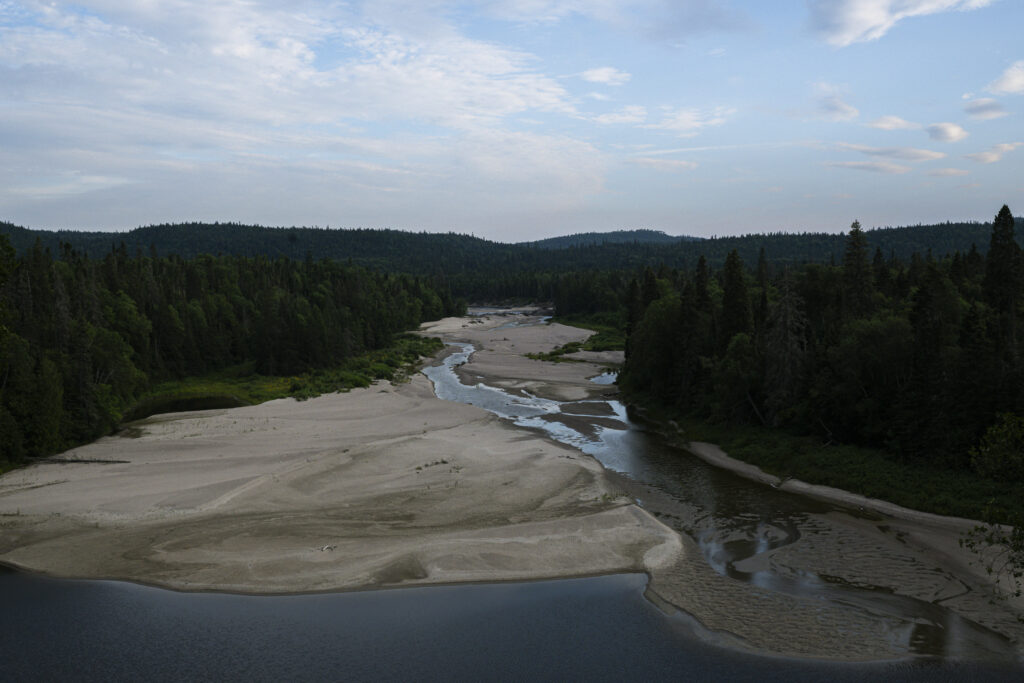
[422, 335, 1024, 673]
[2, 322, 1022, 680]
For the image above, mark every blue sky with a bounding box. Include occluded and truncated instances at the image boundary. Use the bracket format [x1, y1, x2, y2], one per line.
[1, 1, 1022, 240]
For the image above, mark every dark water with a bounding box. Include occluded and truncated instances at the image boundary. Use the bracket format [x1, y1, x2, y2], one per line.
[1, 566, 1016, 682]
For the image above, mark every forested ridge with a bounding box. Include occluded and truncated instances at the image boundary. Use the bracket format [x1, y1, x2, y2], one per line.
[3, 218, 1021, 303]
[618, 206, 1024, 506]
[0, 238, 462, 465]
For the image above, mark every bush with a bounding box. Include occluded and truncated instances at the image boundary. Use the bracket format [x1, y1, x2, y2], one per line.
[971, 413, 1024, 482]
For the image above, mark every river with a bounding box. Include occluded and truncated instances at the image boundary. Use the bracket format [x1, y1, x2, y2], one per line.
[2, 325, 1022, 680]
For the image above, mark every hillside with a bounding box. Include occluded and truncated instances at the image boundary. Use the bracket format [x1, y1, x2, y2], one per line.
[2, 218, 1022, 278]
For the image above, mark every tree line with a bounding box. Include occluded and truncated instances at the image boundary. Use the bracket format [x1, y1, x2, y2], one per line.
[0, 238, 463, 463]
[619, 205, 1024, 482]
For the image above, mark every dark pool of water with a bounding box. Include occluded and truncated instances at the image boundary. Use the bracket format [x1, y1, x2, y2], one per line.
[2, 567, 1016, 682]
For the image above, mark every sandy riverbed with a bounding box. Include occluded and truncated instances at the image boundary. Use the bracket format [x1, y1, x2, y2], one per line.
[0, 316, 679, 593]
[1, 311, 1021, 662]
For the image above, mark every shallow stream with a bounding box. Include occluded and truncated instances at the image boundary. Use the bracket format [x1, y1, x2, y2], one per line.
[422, 338, 1023, 666]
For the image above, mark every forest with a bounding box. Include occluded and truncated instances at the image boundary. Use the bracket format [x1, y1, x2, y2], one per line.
[618, 206, 1024, 523]
[0, 239, 462, 465]
[2, 206, 1023, 524]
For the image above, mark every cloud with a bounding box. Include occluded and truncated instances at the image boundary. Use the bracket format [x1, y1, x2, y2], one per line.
[480, 0, 748, 40]
[0, 1, 618, 234]
[594, 105, 647, 124]
[927, 168, 969, 176]
[827, 161, 911, 174]
[581, 67, 631, 86]
[838, 143, 945, 161]
[867, 115, 920, 130]
[965, 142, 1023, 163]
[646, 106, 733, 135]
[963, 98, 1007, 120]
[630, 158, 698, 172]
[813, 83, 858, 121]
[926, 122, 969, 142]
[819, 95, 859, 121]
[809, 0, 995, 47]
[988, 61, 1024, 95]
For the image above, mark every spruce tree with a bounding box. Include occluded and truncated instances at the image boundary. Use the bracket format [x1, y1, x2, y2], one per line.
[983, 205, 1021, 356]
[842, 220, 873, 318]
[720, 249, 752, 349]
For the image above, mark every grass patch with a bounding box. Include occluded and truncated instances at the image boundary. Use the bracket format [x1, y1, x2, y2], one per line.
[526, 312, 627, 362]
[629, 395, 1023, 523]
[550, 313, 626, 352]
[125, 334, 444, 422]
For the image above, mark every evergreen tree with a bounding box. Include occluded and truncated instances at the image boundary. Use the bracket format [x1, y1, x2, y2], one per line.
[983, 205, 1021, 357]
[842, 220, 873, 318]
[720, 249, 752, 348]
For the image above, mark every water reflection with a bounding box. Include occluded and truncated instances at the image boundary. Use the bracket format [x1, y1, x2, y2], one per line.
[423, 342, 1021, 662]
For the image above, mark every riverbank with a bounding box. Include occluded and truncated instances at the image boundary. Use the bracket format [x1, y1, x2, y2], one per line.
[2, 311, 1022, 663]
[0, 317, 679, 594]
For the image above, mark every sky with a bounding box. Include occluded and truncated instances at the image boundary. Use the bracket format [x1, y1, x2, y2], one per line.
[1, 1, 1023, 241]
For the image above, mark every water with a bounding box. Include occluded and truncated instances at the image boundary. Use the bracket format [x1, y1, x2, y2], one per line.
[3, 336, 1022, 679]
[1, 566, 1015, 682]
[422, 341, 1024, 667]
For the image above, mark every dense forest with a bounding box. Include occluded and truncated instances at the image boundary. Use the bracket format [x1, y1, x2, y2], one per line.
[3, 218, 1022, 302]
[3, 207, 1024, 497]
[0, 237, 462, 464]
[619, 206, 1024, 489]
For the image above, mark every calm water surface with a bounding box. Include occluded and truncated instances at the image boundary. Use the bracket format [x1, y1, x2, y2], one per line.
[1, 566, 1015, 682]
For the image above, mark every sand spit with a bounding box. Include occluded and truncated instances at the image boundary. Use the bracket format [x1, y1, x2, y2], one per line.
[0, 320, 679, 593]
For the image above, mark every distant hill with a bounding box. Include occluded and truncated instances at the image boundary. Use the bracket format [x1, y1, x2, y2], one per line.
[3, 217, 1022, 277]
[526, 229, 701, 250]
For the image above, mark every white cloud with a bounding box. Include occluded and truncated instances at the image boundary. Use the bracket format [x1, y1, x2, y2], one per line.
[646, 106, 733, 135]
[927, 168, 969, 176]
[838, 143, 944, 161]
[988, 61, 1024, 95]
[963, 98, 1007, 120]
[630, 158, 698, 172]
[594, 105, 647, 124]
[479, 0, 747, 40]
[827, 161, 911, 173]
[819, 94, 859, 121]
[813, 83, 858, 121]
[926, 122, 969, 142]
[965, 142, 1023, 163]
[587, 92, 611, 101]
[810, 0, 995, 47]
[867, 115, 920, 130]
[581, 67, 631, 86]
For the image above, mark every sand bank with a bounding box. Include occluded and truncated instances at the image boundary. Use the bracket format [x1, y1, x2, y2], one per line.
[0, 320, 679, 593]
[2, 310, 1022, 662]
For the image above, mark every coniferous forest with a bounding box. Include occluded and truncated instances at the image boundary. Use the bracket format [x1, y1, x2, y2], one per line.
[619, 206, 1024, 513]
[0, 239, 462, 464]
[1, 206, 1023, 522]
